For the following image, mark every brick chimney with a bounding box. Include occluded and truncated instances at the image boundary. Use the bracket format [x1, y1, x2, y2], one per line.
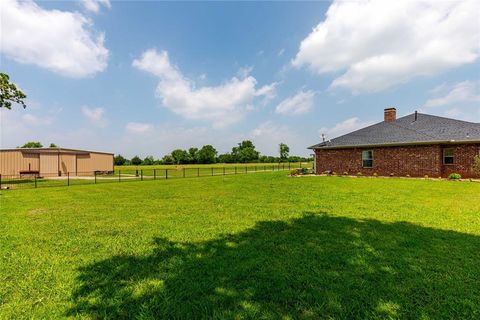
[384, 107, 396, 122]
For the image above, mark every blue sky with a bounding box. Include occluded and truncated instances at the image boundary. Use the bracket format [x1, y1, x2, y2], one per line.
[1, 0, 479, 157]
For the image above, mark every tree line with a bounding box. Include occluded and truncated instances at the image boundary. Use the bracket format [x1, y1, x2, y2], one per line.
[18, 142, 58, 148]
[114, 141, 312, 166]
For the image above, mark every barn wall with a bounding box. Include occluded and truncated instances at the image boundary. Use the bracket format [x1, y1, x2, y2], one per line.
[40, 153, 59, 175]
[77, 152, 113, 173]
[0, 150, 40, 175]
[60, 154, 76, 174]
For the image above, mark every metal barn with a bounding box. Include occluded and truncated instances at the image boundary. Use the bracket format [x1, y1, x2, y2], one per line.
[0, 148, 114, 176]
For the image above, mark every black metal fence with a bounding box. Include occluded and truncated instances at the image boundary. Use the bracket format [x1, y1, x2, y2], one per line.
[0, 162, 311, 190]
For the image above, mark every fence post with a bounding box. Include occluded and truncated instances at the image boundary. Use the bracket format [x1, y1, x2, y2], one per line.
[0, 174, 2, 190]
[300, 162, 302, 168]
[119, 170, 121, 182]
[141, 170, 143, 181]
[211, 167, 214, 176]
[235, 166, 237, 174]
[264, 165, 266, 172]
[166, 169, 168, 179]
[223, 167, 225, 175]
[197, 168, 200, 177]
[183, 168, 186, 178]
[67, 172, 70, 186]
[245, 166, 247, 174]
[35, 174, 37, 188]
[94, 171, 97, 184]
[154, 169, 156, 180]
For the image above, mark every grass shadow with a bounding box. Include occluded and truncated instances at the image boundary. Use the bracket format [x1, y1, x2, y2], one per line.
[68, 214, 480, 319]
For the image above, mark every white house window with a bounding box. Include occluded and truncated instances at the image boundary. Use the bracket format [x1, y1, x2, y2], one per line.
[443, 148, 454, 165]
[362, 150, 373, 168]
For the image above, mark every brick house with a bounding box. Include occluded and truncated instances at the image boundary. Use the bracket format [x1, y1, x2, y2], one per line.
[309, 108, 480, 178]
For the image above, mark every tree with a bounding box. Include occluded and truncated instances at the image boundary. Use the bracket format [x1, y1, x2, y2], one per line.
[473, 155, 480, 175]
[217, 153, 235, 163]
[142, 156, 155, 165]
[161, 155, 174, 165]
[49, 143, 58, 148]
[0, 73, 27, 109]
[114, 154, 127, 166]
[232, 140, 259, 163]
[188, 147, 198, 163]
[171, 149, 190, 164]
[20, 141, 43, 148]
[279, 143, 290, 161]
[196, 145, 217, 164]
[131, 155, 142, 165]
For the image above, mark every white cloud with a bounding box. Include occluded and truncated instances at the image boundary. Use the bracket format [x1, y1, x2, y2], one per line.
[81, 106, 107, 127]
[250, 121, 305, 156]
[275, 90, 315, 115]
[79, 0, 111, 13]
[278, 48, 285, 57]
[444, 107, 480, 122]
[319, 117, 374, 140]
[293, 0, 480, 93]
[132, 49, 275, 127]
[21, 113, 53, 126]
[425, 81, 480, 107]
[125, 122, 154, 134]
[1, 0, 109, 77]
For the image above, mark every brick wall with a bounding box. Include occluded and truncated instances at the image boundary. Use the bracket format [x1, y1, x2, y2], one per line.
[314, 143, 480, 178]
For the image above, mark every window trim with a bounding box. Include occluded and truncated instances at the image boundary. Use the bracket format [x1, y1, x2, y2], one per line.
[362, 150, 374, 168]
[443, 148, 454, 165]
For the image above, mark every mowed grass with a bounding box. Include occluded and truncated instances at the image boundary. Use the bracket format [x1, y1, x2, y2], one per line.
[1, 173, 479, 319]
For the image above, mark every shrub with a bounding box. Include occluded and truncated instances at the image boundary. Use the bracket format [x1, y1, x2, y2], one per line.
[424, 175, 429, 179]
[448, 173, 462, 180]
[390, 173, 395, 177]
[357, 172, 362, 176]
[373, 173, 378, 177]
[343, 171, 349, 176]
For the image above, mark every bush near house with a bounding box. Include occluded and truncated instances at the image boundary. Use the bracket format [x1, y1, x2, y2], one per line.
[448, 173, 462, 180]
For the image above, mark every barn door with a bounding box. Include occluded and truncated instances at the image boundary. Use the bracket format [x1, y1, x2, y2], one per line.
[40, 153, 59, 176]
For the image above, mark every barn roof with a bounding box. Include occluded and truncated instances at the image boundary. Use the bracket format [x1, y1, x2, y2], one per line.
[0, 147, 114, 155]
[309, 112, 480, 149]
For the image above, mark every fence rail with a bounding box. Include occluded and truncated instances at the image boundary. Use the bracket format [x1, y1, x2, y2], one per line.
[0, 162, 311, 190]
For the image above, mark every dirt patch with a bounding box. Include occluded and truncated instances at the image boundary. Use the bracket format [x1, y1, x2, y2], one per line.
[28, 208, 48, 215]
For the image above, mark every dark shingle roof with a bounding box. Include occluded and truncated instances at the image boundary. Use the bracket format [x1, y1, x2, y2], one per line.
[309, 112, 480, 149]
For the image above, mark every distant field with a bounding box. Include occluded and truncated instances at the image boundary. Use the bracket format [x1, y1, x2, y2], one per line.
[1, 173, 479, 319]
[114, 162, 312, 176]
[0, 162, 312, 189]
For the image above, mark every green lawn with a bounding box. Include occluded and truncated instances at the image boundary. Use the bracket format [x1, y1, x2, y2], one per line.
[114, 162, 311, 177]
[1, 173, 479, 319]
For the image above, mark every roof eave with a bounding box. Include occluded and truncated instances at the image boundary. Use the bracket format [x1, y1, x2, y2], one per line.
[310, 139, 480, 150]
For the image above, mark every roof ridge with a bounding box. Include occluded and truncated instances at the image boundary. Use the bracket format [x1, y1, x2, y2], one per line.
[398, 112, 480, 125]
